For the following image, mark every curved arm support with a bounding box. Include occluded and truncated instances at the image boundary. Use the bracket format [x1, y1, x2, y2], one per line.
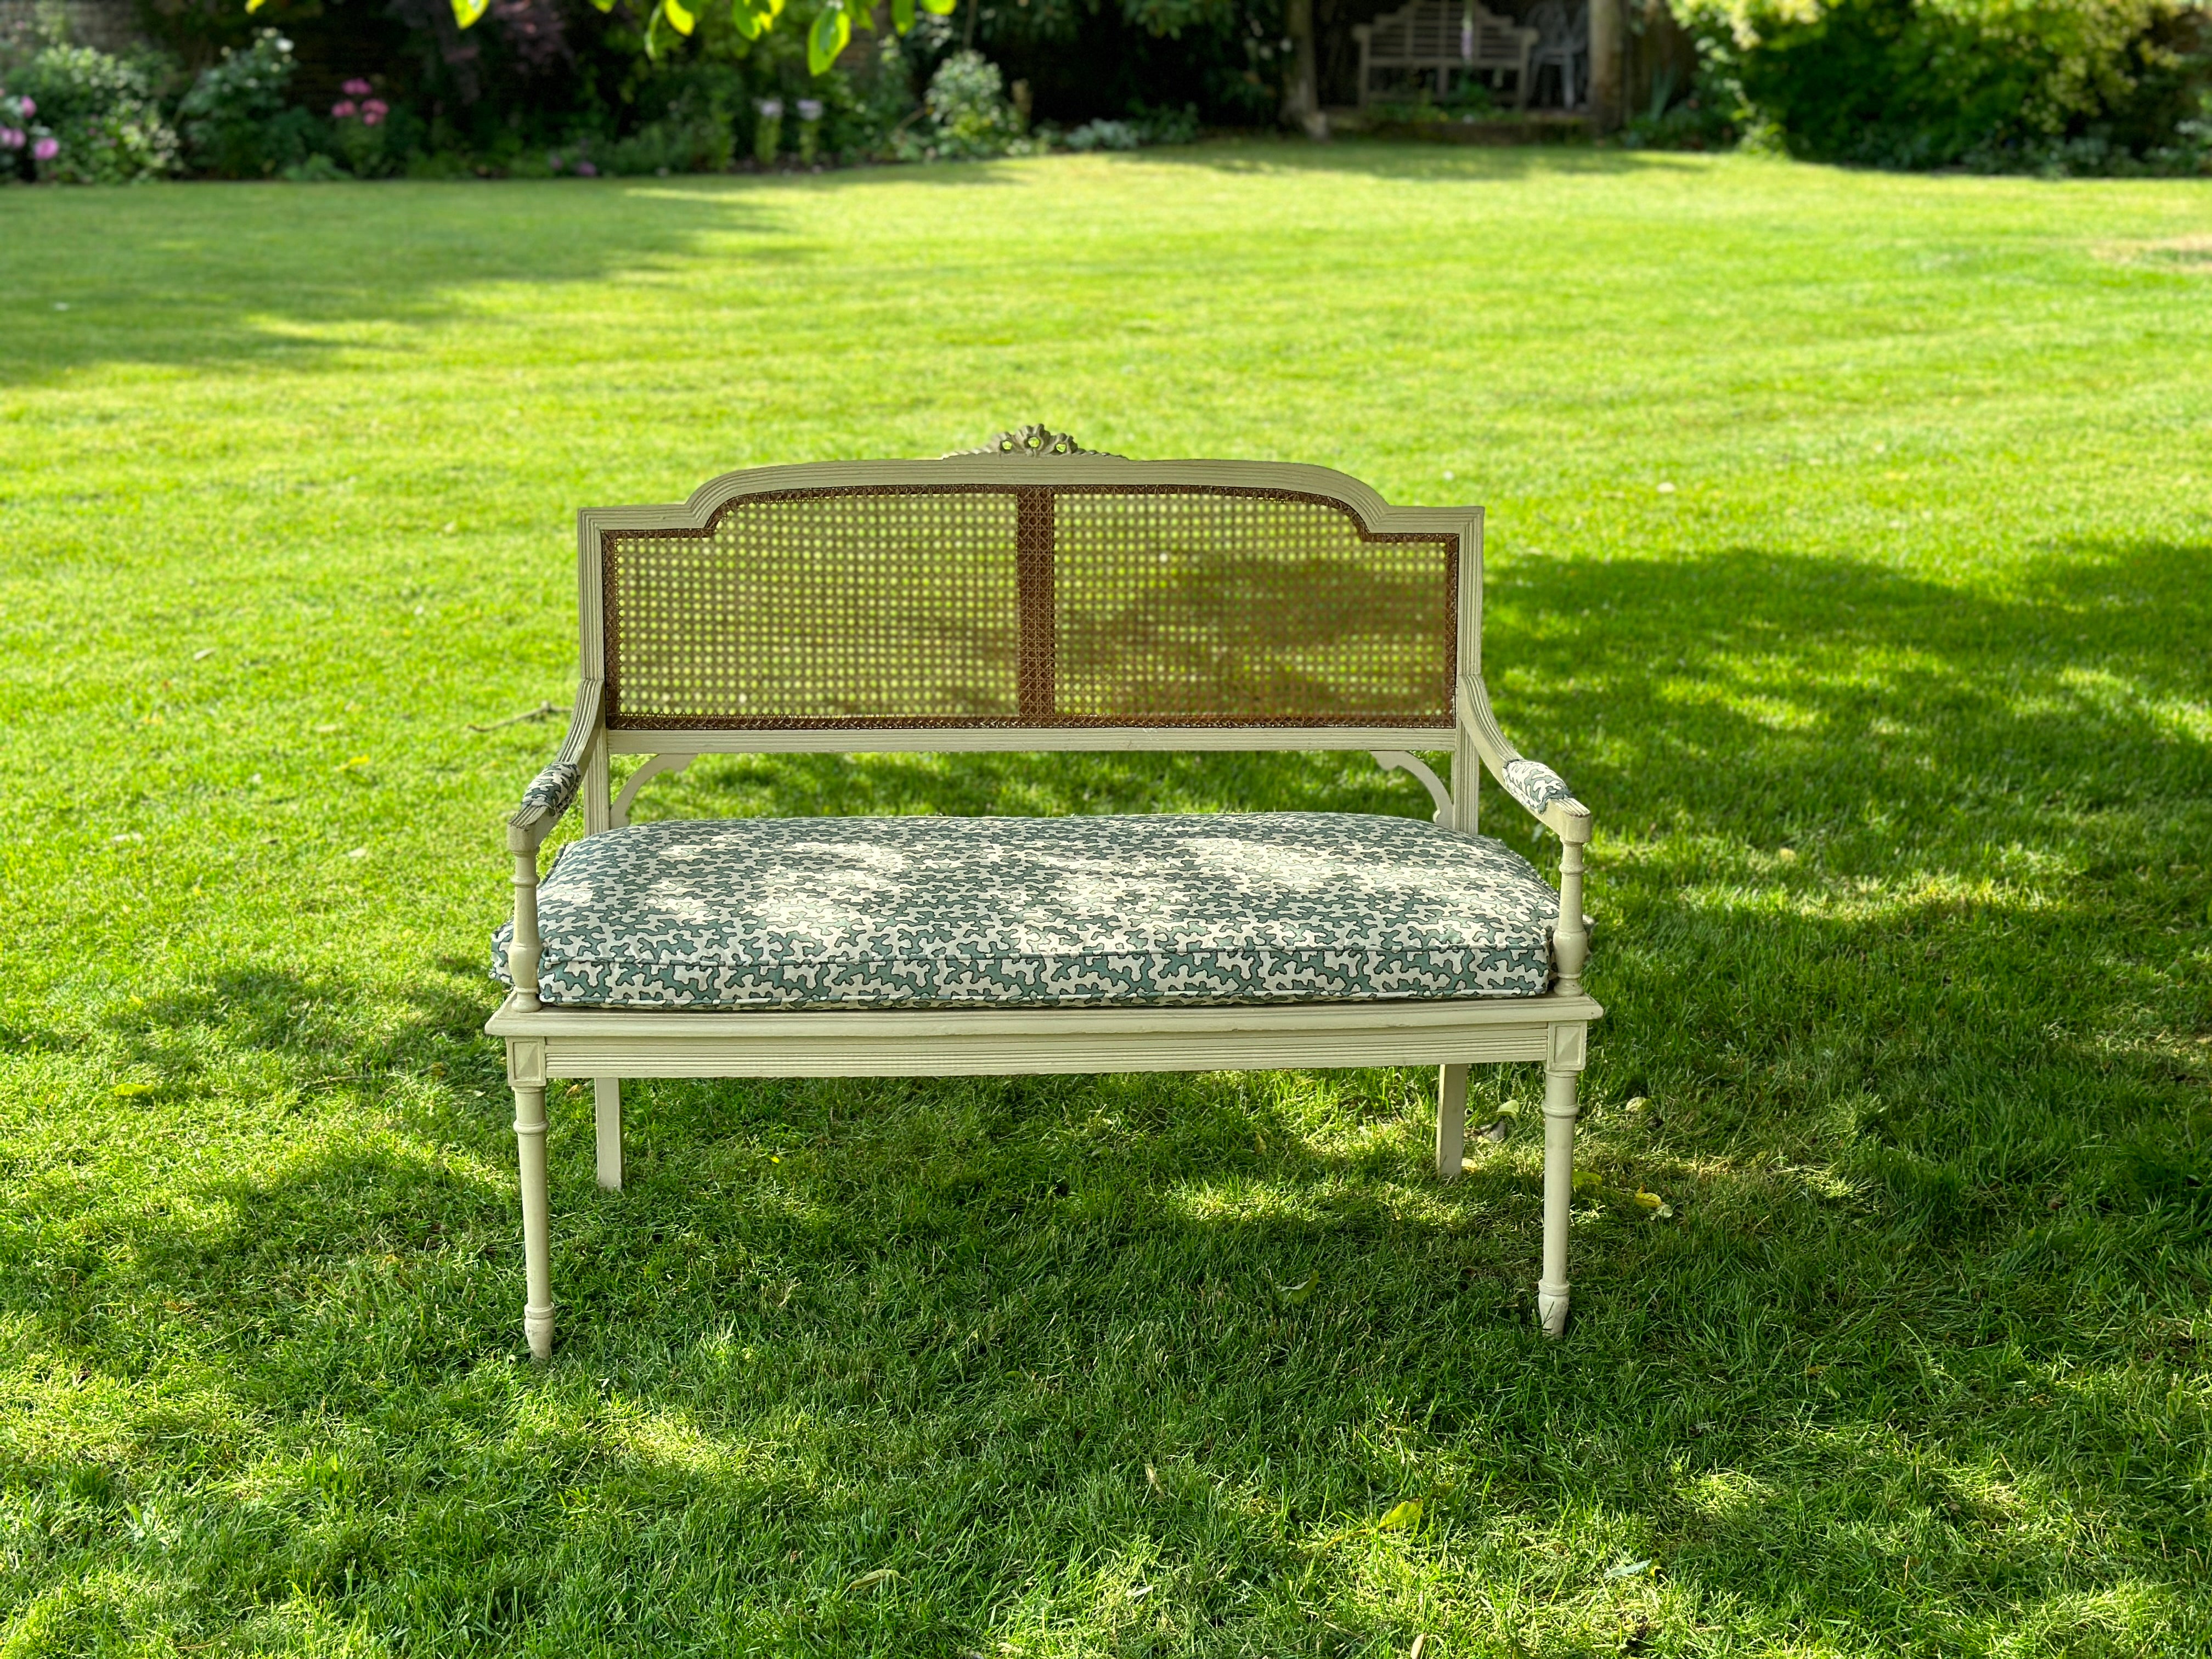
[506, 679, 605, 855]
[1457, 675, 1590, 844]
[611, 752, 696, 830]
[1370, 751, 1452, 825]
[503, 678, 605, 1008]
[1457, 675, 1592, 995]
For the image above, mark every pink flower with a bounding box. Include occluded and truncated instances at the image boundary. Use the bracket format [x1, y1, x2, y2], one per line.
[574, 160, 596, 177]
[342, 78, 373, 97]
[32, 136, 57, 161]
[362, 110, 383, 127]
[331, 100, 357, 119]
[16, 97, 31, 117]
[362, 99, 388, 119]
[0, 128, 21, 150]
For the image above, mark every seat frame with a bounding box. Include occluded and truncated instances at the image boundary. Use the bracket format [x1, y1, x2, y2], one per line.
[486, 437, 1599, 1360]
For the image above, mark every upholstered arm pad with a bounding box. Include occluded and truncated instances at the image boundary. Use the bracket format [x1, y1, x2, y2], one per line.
[506, 761, 580, 851]
[1500, 757, 1578, 818]
[512, 759, 580, 823]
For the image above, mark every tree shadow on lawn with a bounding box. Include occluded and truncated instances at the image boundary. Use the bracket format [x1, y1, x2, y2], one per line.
[5, 540, 2210, 1650]
[0, 180, 800, 387]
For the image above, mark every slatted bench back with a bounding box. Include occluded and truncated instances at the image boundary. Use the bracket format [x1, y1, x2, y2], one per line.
[1360, 0, 1529, 70]
[575, 444, 1480, 753]
[1366, 0, 1465, 63]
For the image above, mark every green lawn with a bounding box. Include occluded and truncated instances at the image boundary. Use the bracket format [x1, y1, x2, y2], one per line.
[3, 143, 2210, 1657]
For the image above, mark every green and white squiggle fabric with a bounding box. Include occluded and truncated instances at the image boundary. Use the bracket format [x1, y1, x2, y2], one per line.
[493, 812, 1561, 1009]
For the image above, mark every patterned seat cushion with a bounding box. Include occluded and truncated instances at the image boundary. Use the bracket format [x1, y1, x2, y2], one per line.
[492, 812, 1561, 1010]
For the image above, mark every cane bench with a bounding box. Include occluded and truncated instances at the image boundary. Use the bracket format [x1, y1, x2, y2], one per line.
[485, 427, 1600, 1360]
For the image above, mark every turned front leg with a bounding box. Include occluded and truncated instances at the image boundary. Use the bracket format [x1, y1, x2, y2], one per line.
[1537, 1023, 1587, 1338]
[1539, 1026, 1593, 1336]
[507, 1039, 555, 1360]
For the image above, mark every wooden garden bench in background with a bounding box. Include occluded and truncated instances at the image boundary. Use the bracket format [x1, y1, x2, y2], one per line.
[487, 427, 1599, 1359]
[1353, 0, 1540, 111]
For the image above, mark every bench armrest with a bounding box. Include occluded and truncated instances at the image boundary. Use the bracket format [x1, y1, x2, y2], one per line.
[1457, 673, 1592, 995]
[506, 679, 604, 854]
[1457, 675, 1591, 844]
[502, 678, 603, 1011]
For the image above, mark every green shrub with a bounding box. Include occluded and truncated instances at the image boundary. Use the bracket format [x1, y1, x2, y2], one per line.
[606, 68, 740, 174]
[1127, 99, 1202, 143]
[1671, 0, 2212, 171]
[606, 107, 736, 174]
[177, 28, 320, 179]
[1065, 117, 1142, 149]
[896, 49, 1033, 160]
[2, 44, 179, 183]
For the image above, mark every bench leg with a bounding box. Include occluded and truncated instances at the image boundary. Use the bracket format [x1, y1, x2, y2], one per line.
[1436, 1063, 1469, 1178]
[594, 1077, 623, 1192]
[512, 1077, 555, 1361]
[1537, 1063, 1579, 1338]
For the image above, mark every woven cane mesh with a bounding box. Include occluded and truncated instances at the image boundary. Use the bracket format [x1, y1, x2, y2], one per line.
[607, 490, 1021, 727]
[603, 484, 1454, 731]
[1052, 488, 1452, 725]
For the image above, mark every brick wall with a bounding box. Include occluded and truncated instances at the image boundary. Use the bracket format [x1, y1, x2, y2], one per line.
[0, 0, 149, 55]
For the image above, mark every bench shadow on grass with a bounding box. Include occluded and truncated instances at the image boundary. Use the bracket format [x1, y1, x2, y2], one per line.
[14, 541, 2211, 1648]
[0, 180, 799, 386]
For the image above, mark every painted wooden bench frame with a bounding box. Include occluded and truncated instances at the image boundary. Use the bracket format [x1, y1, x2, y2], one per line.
[486, 430, 1599, 1360]
[1352, 0, 1541, 111]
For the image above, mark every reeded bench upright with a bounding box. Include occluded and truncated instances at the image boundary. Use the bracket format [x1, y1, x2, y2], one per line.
[487, 428, 1600, 1358]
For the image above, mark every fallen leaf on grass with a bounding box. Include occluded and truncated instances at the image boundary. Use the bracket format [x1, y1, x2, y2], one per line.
[1145, 1463, 1163, 1495]
[1570, 1171, 1677, 1218]
[1377, 1499, 1423, 1531]
[112, 1082, 157, 1098]
[1273, 1276, 1317, 1306]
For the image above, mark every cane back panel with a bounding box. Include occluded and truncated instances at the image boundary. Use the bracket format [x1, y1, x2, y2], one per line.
[601, 483, 1458, 731]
